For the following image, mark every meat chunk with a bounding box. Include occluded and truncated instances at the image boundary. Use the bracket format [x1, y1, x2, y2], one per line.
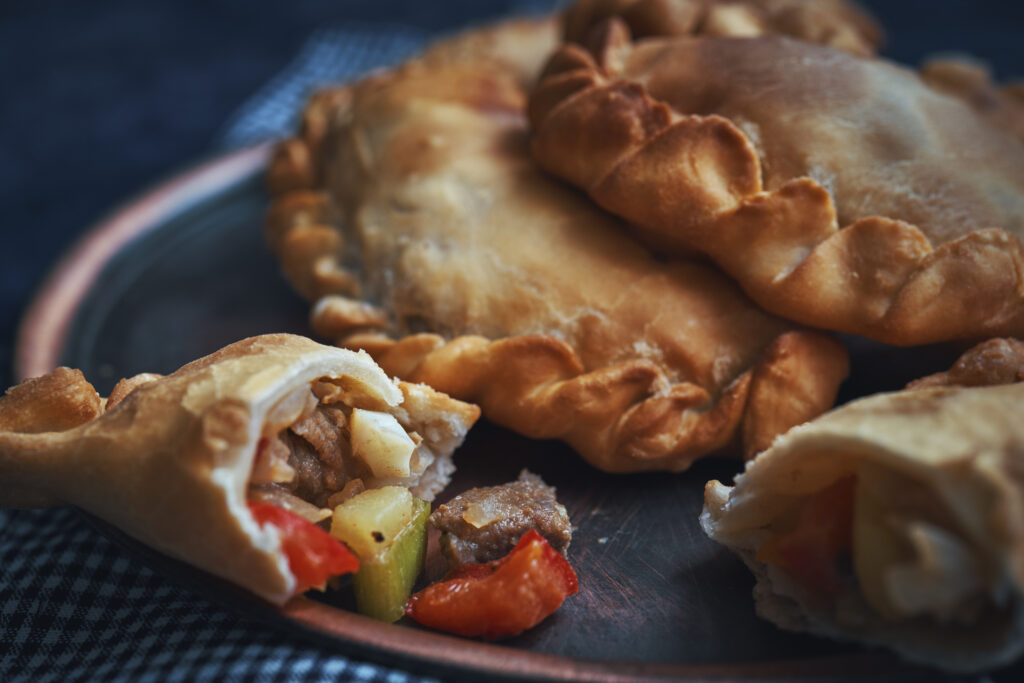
[250, 405, 356, 508]
[430, 470, 572, 566]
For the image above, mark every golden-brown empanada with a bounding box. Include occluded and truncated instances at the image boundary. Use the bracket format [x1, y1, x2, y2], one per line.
[562, 0, 881, 56]
[0, 334, 479, 604]
[265, 18, 849, 473]
[529, 24, 1024, 346]
[702, 343, 1024, 671]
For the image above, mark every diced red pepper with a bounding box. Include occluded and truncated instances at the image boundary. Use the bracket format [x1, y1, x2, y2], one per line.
[248, 501, 359, 594]
[755, 477, 855, 595]
[404, 529, 578, 639]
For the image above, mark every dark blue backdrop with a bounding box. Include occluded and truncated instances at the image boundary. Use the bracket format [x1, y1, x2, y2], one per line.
[0, 0, 1022, 384]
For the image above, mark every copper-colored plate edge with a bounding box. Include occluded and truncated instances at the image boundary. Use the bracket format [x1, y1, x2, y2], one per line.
[284, 597, 921, 682]
[14, 143, 272, 382]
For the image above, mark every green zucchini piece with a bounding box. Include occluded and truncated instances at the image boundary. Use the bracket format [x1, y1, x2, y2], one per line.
[351, 497, 430, 622]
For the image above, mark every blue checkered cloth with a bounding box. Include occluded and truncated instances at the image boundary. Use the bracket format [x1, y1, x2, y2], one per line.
[0, 508, 440, 682]
[1, 8, 562, 680]
[219, 23, 427, 148]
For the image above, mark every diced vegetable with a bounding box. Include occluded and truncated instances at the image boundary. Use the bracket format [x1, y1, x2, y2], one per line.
[248, 501, 359, 594]
[330, 486, 430, 621]
[756, 477, 855, 596]
[350, 408, 416, 478]
[352, 497, 430, 622]
[249, 486, 331, 523]
[330, 486, 416, 560]
[404, 529, 579, 639]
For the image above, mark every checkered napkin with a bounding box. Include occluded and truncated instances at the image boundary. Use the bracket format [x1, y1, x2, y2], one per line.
[219, 0, 561, 146]
[219, 23, 427, 147]
[0, 507, 441, 683]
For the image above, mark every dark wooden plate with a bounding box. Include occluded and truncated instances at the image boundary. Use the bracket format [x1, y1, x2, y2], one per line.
[17, 144, 967, 681]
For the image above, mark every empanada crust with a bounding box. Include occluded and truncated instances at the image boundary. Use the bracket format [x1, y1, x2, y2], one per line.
[265, 17, 849, 473]
[0, 334, 479, 604]
[529, 27, 1024, 345]
[562, 0, 882, 56]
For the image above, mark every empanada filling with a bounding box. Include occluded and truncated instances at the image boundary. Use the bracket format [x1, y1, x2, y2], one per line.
[246, 378, 431, 522]
[756, 461, 1011, 627]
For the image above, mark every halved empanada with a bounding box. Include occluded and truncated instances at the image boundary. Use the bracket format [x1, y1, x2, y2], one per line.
[702, 341, 1024, 671]
[529, 23, 1024, 346]
[562, 0, 881, 56]
[0, 334, 479, 604]
[265, 18, 849, 473]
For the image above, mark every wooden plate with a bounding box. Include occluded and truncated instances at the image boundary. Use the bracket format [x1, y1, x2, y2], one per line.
[17, 144, 961, 681]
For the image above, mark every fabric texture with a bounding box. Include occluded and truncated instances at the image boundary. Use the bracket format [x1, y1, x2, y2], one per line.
[219, 24, 427, 147]
[0, 506, 440, 683]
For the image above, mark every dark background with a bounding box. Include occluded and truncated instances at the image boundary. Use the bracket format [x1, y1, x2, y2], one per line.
[1, 0, 1023, 390]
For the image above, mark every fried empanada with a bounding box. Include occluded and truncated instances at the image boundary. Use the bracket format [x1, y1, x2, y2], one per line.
[0, 334, 479, 604]
[265, 18, 849, 473]
[562, 0, 881, 56]
[701, 341, 1024, 671]
[529, 24, 1024, 346]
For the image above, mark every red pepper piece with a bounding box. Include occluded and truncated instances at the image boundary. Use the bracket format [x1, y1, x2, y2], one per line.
[756, 476, 856, 595]
[404, 529, 579, 639]
[248, 501, 359, 594]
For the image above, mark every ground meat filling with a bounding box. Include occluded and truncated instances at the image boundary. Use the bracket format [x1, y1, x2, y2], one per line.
[430, 470, 572, 566]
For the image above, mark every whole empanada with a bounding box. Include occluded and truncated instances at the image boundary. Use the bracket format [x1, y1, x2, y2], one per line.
[265, 17, 849, 473]
[529, 23, 1024, 346]
[0, 334, 479, 604]
[701, 340, 1024, 672]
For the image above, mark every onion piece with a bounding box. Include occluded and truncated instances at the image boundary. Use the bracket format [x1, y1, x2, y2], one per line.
[249, 486, 331, 523]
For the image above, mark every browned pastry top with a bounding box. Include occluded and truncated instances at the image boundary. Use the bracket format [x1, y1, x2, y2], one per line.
[529, 26, 1024, 345]
[622, 36, 1024, 241]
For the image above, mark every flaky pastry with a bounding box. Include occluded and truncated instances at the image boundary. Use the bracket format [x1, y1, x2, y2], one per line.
[0, 334, 479, 604]
[562, 0, 881, 56]
[529, 24, 1024, 346]
[264, 17, 849, 473]
[702, 351, 1024, 671]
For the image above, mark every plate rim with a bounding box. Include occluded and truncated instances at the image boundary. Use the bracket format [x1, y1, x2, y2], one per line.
[84, 510, 923, 683]
[14, 143, 272, 383]
[22, 147, 927, 682]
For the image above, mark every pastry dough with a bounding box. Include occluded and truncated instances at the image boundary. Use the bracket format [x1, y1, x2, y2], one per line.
[562, 0, 881, 55]
[529, 24, 1024, 346]
[0, 334, 479, 604]
[702, 349, 1024, 671]
[265, 17, 849, 473]
[907, 337, 1024, 390]
[921, 57, 1024, 144]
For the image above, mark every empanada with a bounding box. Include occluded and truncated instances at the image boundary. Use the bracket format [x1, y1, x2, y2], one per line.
[702, 342, 1024, 671]
[562, 0, 881, 56]
[529, 23, 1024, 346]
[265, 18, 849, 473]
[0, 334, 479, 604]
